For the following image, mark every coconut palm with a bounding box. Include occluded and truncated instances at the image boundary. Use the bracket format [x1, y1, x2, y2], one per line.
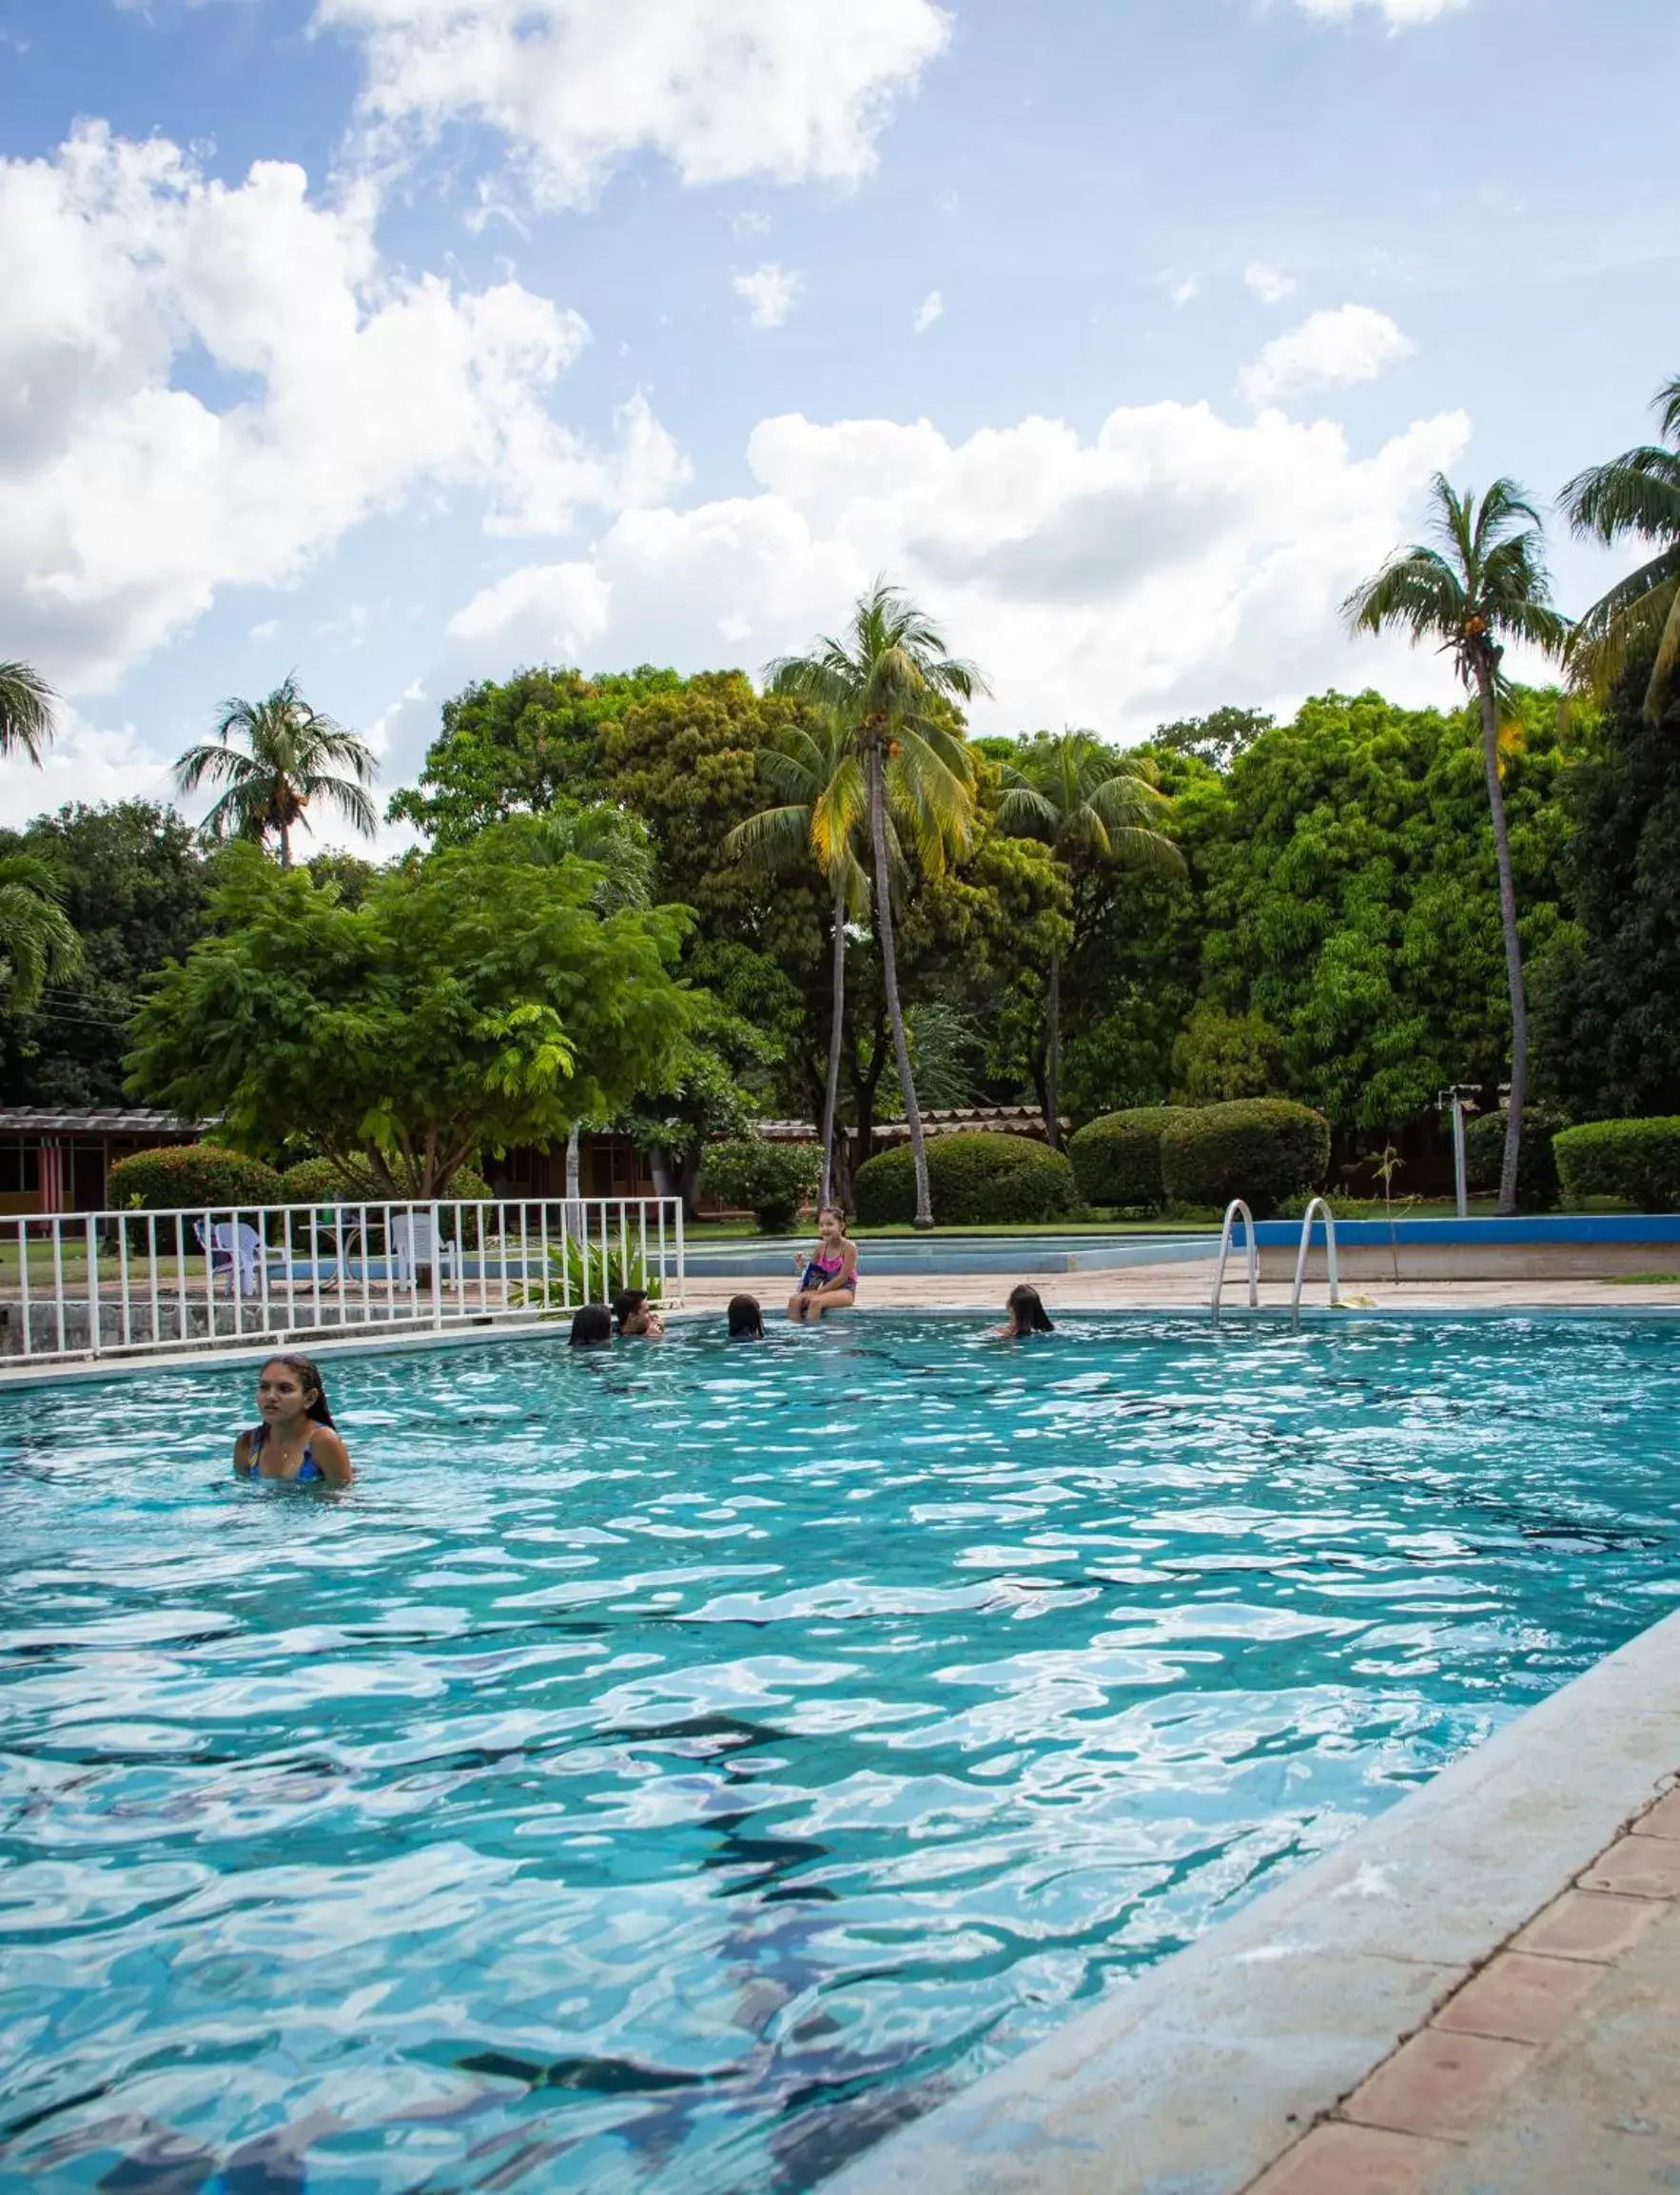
[176, 677, 377, 866]
[726, 714, 868, 1206]
[766, 583, 985, 1229]
[1344, 477, 1571, 1215]
[0, 661, 57, 763]
[0, 853, 80, 1010]
[1561, 375, 1680, 726]
[998, 732, 1185, 1149]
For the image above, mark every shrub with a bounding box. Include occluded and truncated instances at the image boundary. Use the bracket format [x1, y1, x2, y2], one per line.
[1553, 1119, 1680, 1213]
[700, 1135, 823, 1233]
[1067, 1107, 1188, 1209]
[852, 1132, 1078, 1227]
[107, 1144, 283, 1213]
[1159, 1100, 1330, 1220]
[1463, 1106, 1571, 1212]
[279, 1157, 493, 1205]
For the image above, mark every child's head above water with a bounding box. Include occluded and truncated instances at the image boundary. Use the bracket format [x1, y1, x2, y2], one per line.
[1005, 1284, 1054, 1336]
[727, 1294, 764, 1340]
[569, 1303, 613, 1348]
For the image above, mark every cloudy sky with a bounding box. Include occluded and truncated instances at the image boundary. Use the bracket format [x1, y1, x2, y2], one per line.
[1, 0, 1674, 850]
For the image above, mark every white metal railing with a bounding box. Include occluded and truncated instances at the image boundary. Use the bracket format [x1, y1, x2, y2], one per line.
[1211, 1199, 1259, 1323]
[1290, 1197, 1340, 1326]
[0, 1196, 686, 1367]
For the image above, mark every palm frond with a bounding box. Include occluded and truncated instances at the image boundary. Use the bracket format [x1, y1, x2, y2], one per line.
[1562, 450, 1680, 545]
[0, 661, 57, 764]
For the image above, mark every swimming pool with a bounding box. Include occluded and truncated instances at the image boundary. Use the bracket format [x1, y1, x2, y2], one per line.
[2, 1316, 1677, 2191]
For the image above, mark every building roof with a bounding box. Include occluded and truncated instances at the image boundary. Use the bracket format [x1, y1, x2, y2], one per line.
[0, 1108, 205, 1137]
[756, 1106, 1061, 1145]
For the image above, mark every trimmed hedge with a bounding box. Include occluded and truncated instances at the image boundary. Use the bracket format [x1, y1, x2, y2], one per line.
[853, 1131, 1078, 1226]
[1067, 1107, 1188, 1209]
[1159, 1100, 1330, 1219]
[278, 1157, 493, 1205]
[700, 1136, 823, 1233]
[107, 1145, 283, 1212]
[1463, 1106, 1571, 1213]
[1553, 1118, 1680, 1213]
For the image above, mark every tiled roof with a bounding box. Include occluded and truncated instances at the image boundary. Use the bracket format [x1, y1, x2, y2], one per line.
[0, 1108, 205, 1136]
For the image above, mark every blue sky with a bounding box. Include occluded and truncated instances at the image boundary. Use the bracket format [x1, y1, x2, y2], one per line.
[0, 0, 1674, 848]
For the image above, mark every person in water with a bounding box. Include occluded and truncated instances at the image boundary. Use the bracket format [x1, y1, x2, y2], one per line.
[569, 1303, 614, 1348]
[233, 1355, 353, 1484]
[727, 1293, 765, 1340]
[612, 1286, 664, 1338]
[994, 1283, 1055, 1338]
[788, 1205, 858, 1323]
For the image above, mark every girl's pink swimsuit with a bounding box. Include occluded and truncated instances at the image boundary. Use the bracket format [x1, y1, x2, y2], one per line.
[801, 1247, 857, 1296]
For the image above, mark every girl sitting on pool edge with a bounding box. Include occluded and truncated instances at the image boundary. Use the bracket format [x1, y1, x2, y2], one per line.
[788, 1205, 857, 1323]
[234, 1355, 353, 1485]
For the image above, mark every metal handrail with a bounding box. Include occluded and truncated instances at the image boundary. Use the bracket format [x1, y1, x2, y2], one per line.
[1290, 1197, 1340, 1326]
[1211, 1199, 1258, 1322]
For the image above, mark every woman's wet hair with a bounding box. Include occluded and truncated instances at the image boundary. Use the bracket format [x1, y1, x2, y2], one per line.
[1006, 1284, 1054, 1335]
[727, 1294, 764, 1339]
[569, 1303, 614, 1348]
[612, 1286, 651, 1333]
[260, 1353, 336, 1425]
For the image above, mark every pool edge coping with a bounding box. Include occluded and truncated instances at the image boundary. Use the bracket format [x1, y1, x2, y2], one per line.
[823, 1604, 1680, 2195]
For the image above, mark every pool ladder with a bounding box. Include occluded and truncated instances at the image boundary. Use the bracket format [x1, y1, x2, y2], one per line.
[1211, 1197, 1341, 1325]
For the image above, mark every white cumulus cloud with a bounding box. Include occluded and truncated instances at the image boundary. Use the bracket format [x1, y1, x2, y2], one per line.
[1244, 262, 1297, 305]
[1294, 0, 1470, 25]
[315, 0, 953, 208]
[913, 288, 945, 334]
[0, 123, 686, 694]
[1240, 304, 1416, 404]
[733, 262, 802, 330]
[398, 394, 1471, 796]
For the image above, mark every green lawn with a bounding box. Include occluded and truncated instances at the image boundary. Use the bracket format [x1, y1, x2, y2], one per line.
[688, 1199, 1510, 1242]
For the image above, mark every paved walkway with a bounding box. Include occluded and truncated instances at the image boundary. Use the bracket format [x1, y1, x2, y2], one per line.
[1251, 1785, 1680, 2194]
[681, 1261, 1680, 1318]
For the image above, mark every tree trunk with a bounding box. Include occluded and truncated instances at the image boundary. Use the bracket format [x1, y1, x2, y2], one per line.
[819, 872, 848, 1207]
[1477, 670, 1526, 1217]
[867, 736, 933, 1228]
[1045, 950, 1063, 1151]
[278, 817, 292, 869]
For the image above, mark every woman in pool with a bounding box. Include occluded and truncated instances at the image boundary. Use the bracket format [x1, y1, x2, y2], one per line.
[727, 1294, 765, 1340]
[613, 1286, 664, 1338]
[788, 1205, 858, 1324]
[993, 1283, 1055, 1338]
[569, 1303, 614, 1348]
[233, 1355, 353, 1485]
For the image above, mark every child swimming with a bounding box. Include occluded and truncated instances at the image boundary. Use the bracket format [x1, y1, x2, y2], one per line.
[993, 1283, 1055, 1338]
[613, 1286, 664, 1338]
[788, 1205, 858, 1324]
[233, 1355, 354, 1484]
[727, 1294, 765, 1339]
[569, 1303, 614, 1347]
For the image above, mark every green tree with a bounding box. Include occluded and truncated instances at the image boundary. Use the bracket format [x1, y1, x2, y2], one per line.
[1153, 706, 1272, 771]
[996, 730, 1183, 1146]
[0, 853, 79, 1012]
[0, 660, 57, 762]
[176, 677, 377, 866]
[126, 827, 693, 1194]
[1562, 374, 1680, 727]
[725, 710, 867, 1205]
[388, 667, 681, 844]
[1344, 479, 1572, 1213]
[767, 583, 984, 1229]
[0, 802, 210, 1107]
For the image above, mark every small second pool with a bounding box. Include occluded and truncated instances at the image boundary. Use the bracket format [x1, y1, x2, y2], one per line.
[2, 1316, 1677, 2191]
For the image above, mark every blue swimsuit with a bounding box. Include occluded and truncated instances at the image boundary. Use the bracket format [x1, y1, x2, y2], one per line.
[245, 1423, 324, 1482]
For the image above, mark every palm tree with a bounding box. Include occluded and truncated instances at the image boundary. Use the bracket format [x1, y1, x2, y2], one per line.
[1344, 477, 1571, 1215]
[176, 677, 377, 866]
[1561, 375, 1680, 726]
[998, 731, 1185, 1149]
[767, 583, 985, 1229]
[0, 661, 57, 763]
[726, 713, 868, 1206]
[0, 854, 80, 1010]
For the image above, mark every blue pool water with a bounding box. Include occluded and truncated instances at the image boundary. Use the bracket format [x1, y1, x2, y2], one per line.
[2, 1315, 1678, 2192]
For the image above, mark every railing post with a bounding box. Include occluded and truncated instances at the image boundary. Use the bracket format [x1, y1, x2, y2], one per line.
[86, 1215, 100, 1360]
[674, 1196, 686, 1309]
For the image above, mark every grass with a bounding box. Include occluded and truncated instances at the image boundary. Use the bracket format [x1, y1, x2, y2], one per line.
[1605, 1272, 1680, 1286]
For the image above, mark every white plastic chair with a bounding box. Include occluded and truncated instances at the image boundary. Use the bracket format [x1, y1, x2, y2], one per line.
[390, 1209, 459, 1284]
[196, 1221, 263, 1297]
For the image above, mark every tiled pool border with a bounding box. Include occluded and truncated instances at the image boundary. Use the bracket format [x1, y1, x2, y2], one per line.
[6, 1307, 1680, 2191]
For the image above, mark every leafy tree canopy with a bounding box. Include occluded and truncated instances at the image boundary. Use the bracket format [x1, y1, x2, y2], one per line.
[126, 828, 693, 1195]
